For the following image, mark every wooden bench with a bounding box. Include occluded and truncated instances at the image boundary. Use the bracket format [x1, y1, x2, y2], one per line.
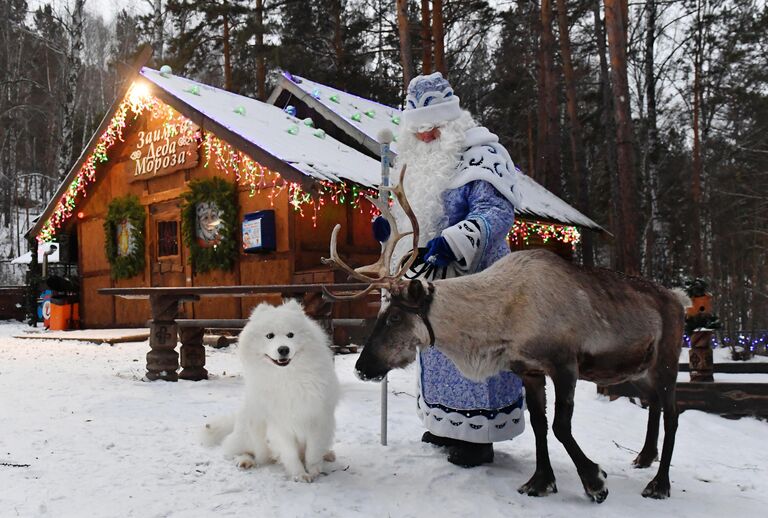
[99, 283, 373, 381]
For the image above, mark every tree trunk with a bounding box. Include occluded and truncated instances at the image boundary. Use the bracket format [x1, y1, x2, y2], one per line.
[555, 0, 593, 266]
[535, 0, 561, 196]
[432, 0, 445, 75]
[154, 0, 164, 62]
[332, 0, 345, 88]
[254, 0, 266, 100]
[592, 0, 618, 267]
[223, 6, 232, 91]
[605, 0, 640, 275]
[56, 0, 85, 181]
[642, 0, 668, 282]
[421, 0, 432, 74]
[396, 0, 414, 90]
[691, 0, 704, 276]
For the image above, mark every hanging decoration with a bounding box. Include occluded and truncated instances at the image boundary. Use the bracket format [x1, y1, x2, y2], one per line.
[38, 82, 163, 243]
[181, 177, 238, 273]
[200, 130, 376, 226]
[508, 220, 581, 250]
[104, 195, 146, 280]
[37, 82, 403, 243]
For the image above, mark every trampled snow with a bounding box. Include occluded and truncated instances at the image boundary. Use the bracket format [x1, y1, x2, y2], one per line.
[1, 321, 766, 517]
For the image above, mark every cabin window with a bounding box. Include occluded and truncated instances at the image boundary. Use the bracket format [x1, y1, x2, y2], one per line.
[157, 220, 179, 257]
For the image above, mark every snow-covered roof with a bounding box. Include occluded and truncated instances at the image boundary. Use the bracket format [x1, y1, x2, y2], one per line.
[513, 175, 603, 230]
[269, 72, 402, 157]
[30, 66, 604, 242]
[271, 72, 605, 232]
[140, 67, 381, 188]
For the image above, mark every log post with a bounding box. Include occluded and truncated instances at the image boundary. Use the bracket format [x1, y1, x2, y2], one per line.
[179, 326, 208, 381]
[147, 295, 181, 381]
[686, 292, 715, 382]
[688, 330, 714, 382]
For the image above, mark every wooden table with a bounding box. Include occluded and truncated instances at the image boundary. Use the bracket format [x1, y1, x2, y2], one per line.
[99, 284, 370, 381]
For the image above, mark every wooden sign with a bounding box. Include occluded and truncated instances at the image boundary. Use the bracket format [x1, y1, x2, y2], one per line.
[129, 122, 199, 182]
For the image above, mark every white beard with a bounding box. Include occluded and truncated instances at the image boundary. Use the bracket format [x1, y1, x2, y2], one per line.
[391, 112, 477, 260]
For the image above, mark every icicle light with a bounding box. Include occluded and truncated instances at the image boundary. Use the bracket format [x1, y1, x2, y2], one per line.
[38, 85, 378, 242]
[508, 220, 581, 250]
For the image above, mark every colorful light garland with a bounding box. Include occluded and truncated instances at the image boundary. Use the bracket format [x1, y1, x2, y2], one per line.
[39, 83, 583, 251]
[508, 220, 581, 251]
[38, 84, 157, 242]
[199, 131, 378, 225]
[37, 85, 377, 242]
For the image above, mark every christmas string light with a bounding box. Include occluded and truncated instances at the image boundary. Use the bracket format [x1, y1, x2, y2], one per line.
[37, 86, 379, 242]
[507, 220, 581, 250]
[39, 84, 583, 247]
[38, 83, 160, 242]
[199, 131, 379, 223]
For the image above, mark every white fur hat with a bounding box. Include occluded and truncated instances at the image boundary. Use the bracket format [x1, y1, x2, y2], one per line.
[402, 72, 462, 132]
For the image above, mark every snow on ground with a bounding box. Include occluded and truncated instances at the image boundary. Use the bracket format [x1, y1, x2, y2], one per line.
[1, 320, 766, 518]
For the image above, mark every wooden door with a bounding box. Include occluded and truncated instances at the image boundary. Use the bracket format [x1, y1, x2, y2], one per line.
[149, 201, 187, 288]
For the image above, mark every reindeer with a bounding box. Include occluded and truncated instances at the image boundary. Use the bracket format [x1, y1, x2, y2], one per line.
[322, 166, 689, 503]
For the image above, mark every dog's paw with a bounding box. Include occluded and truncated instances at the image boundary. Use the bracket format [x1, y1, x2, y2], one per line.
[307, 463, 323, 479]
[235, 454, 256, 470]
[323, 450, 336, 463]
[293, 471, 316, 483]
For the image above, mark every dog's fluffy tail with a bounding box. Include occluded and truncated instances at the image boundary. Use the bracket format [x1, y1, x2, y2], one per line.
[201, 414, 235, 447]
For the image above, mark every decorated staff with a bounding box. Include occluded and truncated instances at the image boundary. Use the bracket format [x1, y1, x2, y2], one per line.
[376, 127, 394, 446]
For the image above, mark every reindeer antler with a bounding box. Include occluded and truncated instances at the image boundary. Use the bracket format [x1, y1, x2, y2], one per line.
[321, 165, 419, 300]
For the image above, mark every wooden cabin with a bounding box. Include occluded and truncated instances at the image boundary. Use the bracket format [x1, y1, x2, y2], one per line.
[26, 65, 386, 328]
[27, 62, 602, 331]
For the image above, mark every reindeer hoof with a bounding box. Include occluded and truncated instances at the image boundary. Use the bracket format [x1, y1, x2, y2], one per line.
[642, 476, 671, 499]
[518, 471, 557, 497]
[583, 468, 608, 503]
[632, 451, 658, 469]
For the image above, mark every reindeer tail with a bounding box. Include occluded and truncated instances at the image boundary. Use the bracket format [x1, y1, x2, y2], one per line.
[669, 288, 692, 309]
[200, 414, 235, 447]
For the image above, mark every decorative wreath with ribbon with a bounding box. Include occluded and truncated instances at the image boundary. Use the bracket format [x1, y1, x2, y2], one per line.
[181, 177, 238, 273]
[104, 195, 146, 279]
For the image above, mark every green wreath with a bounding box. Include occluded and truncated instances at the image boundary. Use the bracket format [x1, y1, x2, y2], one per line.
[181, 177, 238, 273]
[104, 195, 146, 279]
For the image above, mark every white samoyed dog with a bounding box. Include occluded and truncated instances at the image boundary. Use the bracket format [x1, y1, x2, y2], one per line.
[202, 300, 340, 482]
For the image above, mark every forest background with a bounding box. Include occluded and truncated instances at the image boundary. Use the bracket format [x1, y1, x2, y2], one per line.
[1, 0, 766, 336]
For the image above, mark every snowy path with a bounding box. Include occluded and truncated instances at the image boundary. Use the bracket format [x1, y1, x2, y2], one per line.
[1, 321, 766, 517]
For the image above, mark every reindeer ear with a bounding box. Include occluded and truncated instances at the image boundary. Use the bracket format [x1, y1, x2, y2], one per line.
[407, 280, 429, 304]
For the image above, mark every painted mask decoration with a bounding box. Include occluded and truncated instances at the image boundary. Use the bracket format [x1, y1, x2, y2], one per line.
[196, 201, 223, 247]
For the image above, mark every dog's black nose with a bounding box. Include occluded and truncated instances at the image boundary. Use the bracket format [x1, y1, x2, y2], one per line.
[277, 346, 290, 357]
